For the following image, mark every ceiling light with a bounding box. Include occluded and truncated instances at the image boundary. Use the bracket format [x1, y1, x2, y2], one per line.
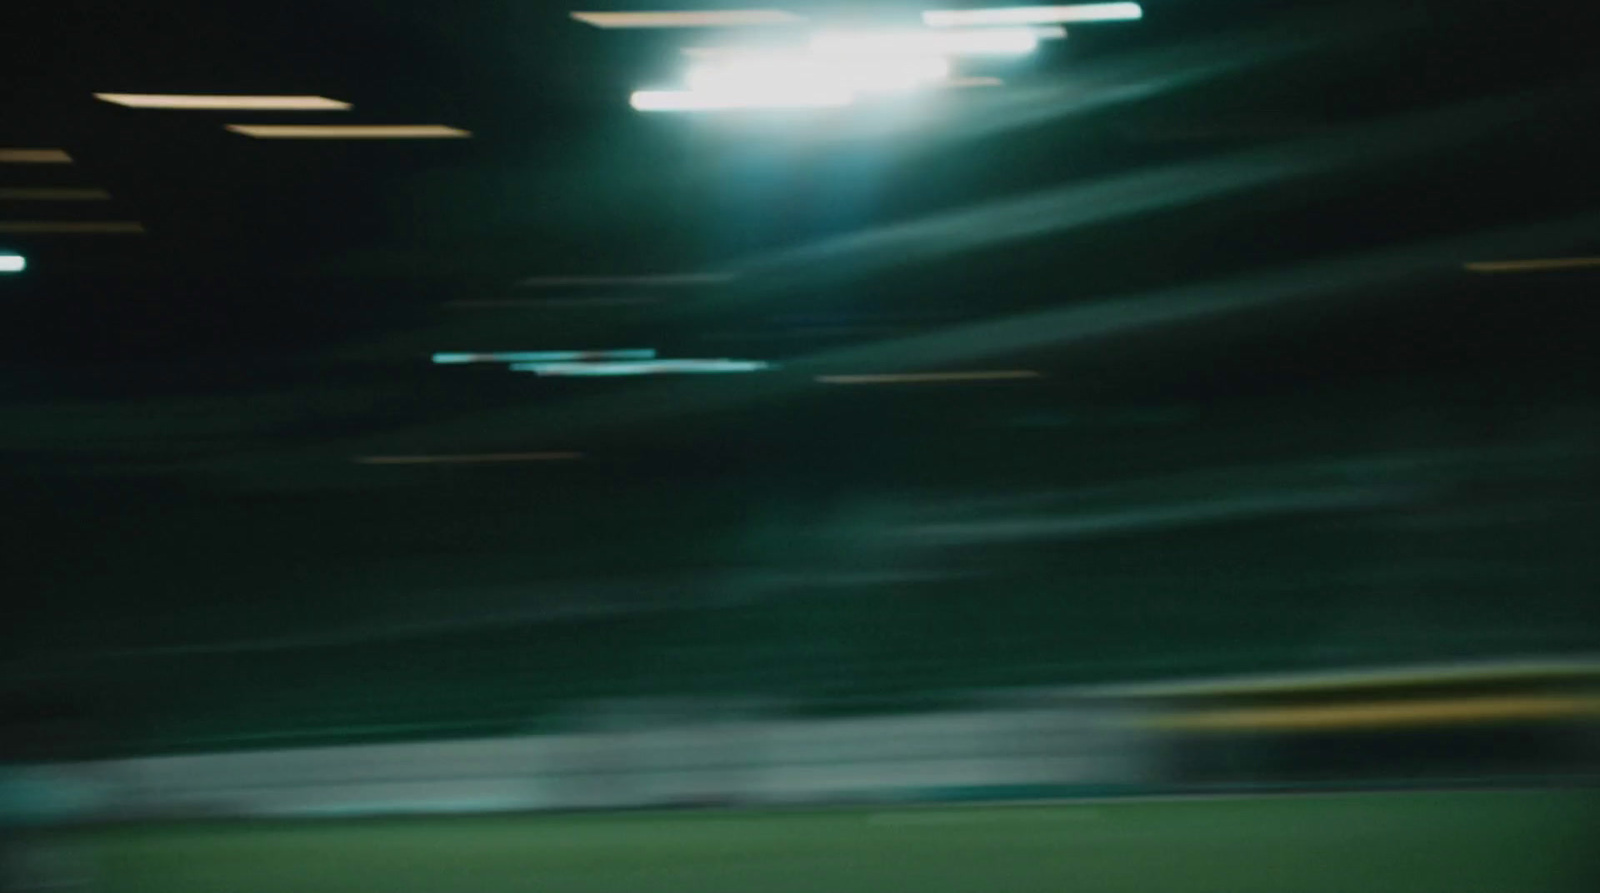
[816, 370, 1041, 384]
[923, 3, 1142, 27]
[515, 273, 736, 287]
[1464, 257, 1600, 273]
[512, 359, 771, 375]
[355, 452, 583, 465]
[0, 221, 144, 233]
[0, 187, 111, 201]
[571, 10, 803, 28]
[0, 148, 72, 164]
[0, 253, 25, 273]
[95, 93, 351, 110]
[432, 349, 656, 365]
[225, 124, 470, 139]
[632, 87, 853, 112]
[810, 27, 1040, 57]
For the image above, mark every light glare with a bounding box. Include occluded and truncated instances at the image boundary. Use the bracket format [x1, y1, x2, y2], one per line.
[571, 10, 803, 28]
[923, 3, 1142, 26]
[810, 27, 1039, 57]
[0, 254, 25, 273]
[512, 359, 771, 376]
[95, 93, 351, 110]
[632, 88, 853, 112]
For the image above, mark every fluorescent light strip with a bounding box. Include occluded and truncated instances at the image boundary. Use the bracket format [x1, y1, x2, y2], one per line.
[0, 221, 144, 233]
[0, 254, 25, 273]
[433, 349, 657, 365]
[0, 187, 111, 201]
[0, 148, 72, 164]
[923, 3, 1142, 27]
[1464, 256, 1600, 273]
[225, 124, 470, 139]
[817, 370, 1041, 384]
[515, 273, 736, 288]
[512, 359, 771, 376]
[355, 452, 583, 465]
[95, 93, 351, 110]
[632, 88, 853, 112]
[571, 10, 803, 28]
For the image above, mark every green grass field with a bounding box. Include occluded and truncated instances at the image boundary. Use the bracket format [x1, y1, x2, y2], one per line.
[81, 790, 1599, 893]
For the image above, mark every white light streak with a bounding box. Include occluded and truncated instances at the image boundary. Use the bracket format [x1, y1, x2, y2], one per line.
[95, 93, 351, 110]
[571, 9, 803, 28]
[225, 124, 470, 139]
[923, 3, 1142, 27]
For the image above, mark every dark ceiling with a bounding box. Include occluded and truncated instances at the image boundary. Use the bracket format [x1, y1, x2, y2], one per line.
[3, 0, 1599, 754]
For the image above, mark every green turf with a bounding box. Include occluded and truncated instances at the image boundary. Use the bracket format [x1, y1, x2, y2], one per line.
[82, 791, 1599, 893]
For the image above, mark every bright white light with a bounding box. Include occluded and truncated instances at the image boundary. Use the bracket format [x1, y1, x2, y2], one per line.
[433, 349, 656, 365]
[923, 3, 1142, 27]
[225, 125, 470, 139]
[571, 10, 803, 28]
[677, 49, 950, 102]
[810, 27, 1038, 57]
[95, 93, 351, 110]
[0, 254, 25, 273]
[512, 359, 772, 376]
[631, 87, 853, 112]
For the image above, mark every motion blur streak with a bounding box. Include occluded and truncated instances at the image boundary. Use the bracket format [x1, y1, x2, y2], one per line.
[0, 187, 110, 200]
[94, 93, 351, 110]
[816, 370, 1040, 384]
[1464, 256, 1600, 273]
[570, 10, 804, 29]
[354, 452, 582, 465]
[1149, 695, 1600, 732]
[741, 87, 1581, 281]
[923, 3, 1143, 27]
[809, 27, 1040, 57]
[224, 124, 470, 139]
[0, 253, 25, 272]
[0, 148, 72, 163]
[432, 349, 657, 364]
[897, 487, 1406, 545]
[0, 221, 144, 233]
[512, 359, 772, 375]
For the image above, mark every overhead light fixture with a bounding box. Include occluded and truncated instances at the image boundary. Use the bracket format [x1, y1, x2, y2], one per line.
[433, 349, 657, 365]
[515, 273, 736, 287]
[817, 370, 1041, 384]
[0, 221, 144, 233]
[95, 93, 351, 110]
[512, 358, 771, 376]
[0, 187, 111, 201]
[571, 10, 803, 28]
[0, 253, 25, 273]
[0, 148, 72, 164]
[356, 452, 583, 465]
[632, 87, 853, 112]
[1464, 257, 1600, 273]
[810, 26, 1041, 57]
[923, 3, 1142, 27]
[224, 124, 470, 139]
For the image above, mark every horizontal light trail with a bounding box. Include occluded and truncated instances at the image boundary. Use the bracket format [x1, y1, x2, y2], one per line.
[512, 358, 771, 376]
[225, 124, 470, 139]
[433, 349, 656, 364]
[1464, 256, 1600, 273]
[571, 10, 803, 28]
[923, 3, 1142, 27]
[95, 93, 351, 110]
[0, 148, 72, 163]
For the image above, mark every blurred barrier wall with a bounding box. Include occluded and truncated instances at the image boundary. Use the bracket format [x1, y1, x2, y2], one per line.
[48, 705, 1147, 819]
